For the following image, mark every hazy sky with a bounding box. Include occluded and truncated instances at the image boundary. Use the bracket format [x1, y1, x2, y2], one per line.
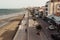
[0, 0, 49, 9]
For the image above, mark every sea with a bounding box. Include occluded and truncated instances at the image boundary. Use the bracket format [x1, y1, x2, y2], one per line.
[0, 9, 25, 15]
[0, 8, 25, 19]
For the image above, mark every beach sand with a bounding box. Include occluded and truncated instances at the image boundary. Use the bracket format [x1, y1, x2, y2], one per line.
[0, 14, 24, 40]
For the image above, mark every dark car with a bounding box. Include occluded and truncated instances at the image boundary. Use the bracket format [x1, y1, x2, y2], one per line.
[48, 19, 56, 25]
[51, 33, 60, 40]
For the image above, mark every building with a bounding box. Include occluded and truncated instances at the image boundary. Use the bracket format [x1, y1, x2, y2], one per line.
[51, 0, 60, 16]
[45, 0, 60, 26]
[38, 6, 47, 18]
[45, 1, 51, 16]
[45, 0, 60, 16]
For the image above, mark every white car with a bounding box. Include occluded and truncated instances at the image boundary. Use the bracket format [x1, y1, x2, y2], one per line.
[48, 25, 57, 30]
[35, 15, 39, 18]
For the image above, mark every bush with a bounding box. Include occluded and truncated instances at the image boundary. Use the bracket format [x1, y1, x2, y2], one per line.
[36, 25, 42, 30]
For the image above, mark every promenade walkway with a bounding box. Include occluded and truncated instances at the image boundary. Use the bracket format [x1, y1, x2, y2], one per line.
[13, 11, 28, 40]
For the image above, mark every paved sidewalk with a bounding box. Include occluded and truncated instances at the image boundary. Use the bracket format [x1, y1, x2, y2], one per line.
[13, 11, 28, 40]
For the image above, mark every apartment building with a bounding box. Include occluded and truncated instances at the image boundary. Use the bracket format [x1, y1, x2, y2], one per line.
[45, 1, 51, 16]
[51, 0, 60, 16]
[45, 0, 60, 16]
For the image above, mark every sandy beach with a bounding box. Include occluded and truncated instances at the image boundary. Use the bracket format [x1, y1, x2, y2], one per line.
[0, 13, 25, 40]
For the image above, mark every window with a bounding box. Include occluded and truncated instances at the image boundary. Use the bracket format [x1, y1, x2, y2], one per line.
[45, 12, 48, 16]
[45, 5, 48, 7]
[46, 12, 48, 14]
[45, 8, 48, 11]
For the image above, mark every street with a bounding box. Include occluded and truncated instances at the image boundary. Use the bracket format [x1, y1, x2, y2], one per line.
[28, 13, 51, 40]
[13, 11, 53, 40]
[36, 18, 53, 40]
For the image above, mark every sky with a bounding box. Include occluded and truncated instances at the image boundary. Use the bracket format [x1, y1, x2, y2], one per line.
[0, 0, 49, 9]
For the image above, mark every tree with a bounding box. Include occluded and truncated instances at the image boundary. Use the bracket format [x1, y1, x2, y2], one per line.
[36, 25, 42, 31]
[36, 25, 42, 35]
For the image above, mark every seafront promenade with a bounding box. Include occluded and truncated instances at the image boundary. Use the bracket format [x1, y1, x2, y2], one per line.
[13, 10, 43, 40]
[13, 10, 29, 40]
[0, 10, 53, 40]
[13, 10, 54, 40]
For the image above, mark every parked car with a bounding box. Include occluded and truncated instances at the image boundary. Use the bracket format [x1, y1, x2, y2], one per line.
[34, 14, 39, 18]
[48, 18, 56, 24]
[51, 33, 60, 40]
[48, 25, 57, 30]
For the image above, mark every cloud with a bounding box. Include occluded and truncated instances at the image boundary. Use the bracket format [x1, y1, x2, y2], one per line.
[0, 0, 49, 8]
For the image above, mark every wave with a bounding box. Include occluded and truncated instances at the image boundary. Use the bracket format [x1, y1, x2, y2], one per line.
[0, 11, 25, 19]
[0, 9, 25, 19]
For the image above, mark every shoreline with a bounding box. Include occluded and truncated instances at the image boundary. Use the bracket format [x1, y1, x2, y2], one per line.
[0, 11, 26, 22]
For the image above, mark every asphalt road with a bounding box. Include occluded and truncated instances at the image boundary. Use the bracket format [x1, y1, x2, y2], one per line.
[27, 11, 48, 40]
[36, 18, 54, 40]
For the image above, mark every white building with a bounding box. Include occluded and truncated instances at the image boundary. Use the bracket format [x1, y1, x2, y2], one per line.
[45, 1, 52, 16]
